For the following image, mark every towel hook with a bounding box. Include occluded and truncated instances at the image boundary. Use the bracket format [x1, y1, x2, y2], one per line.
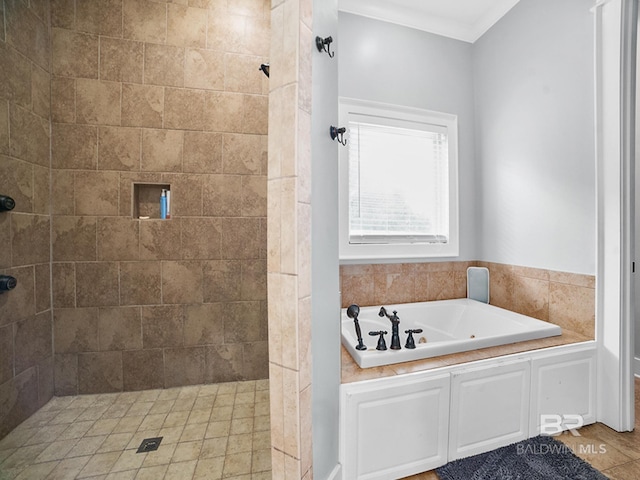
[330, 126, 347, 145]
[316, 35, 335, 58]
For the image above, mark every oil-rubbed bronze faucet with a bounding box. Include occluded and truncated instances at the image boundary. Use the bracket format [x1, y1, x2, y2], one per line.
[347, 304, 367, 351]
[379, 307, 401, 350]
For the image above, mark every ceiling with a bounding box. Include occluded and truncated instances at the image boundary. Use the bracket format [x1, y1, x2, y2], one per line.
[338, 0, 521, 43]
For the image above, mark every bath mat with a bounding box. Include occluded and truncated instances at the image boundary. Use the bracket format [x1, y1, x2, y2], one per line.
[436, 435, 608, 480]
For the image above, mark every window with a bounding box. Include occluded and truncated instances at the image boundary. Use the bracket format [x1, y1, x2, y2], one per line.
[339, 99, 459, 261]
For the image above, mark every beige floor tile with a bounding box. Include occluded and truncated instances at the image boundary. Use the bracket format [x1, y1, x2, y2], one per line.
[198, 385, 219, 397]
[187, 408, 212, 425]
[110, 448, 145, 473]
[0, 428, 37, 450]
[235, 392, 255, 405]
[138, 414, 167, 431]
[172, 398, 197, 413]
[13, 460, 58, 479]
[226, 434, 252, 454]
[252, 448, 272, 473]
[67, 396, 99, 409]
[34, 439, 79, 462]
[254, 402, 270, 417]
[66, 435, 107, 458]
[101, 403, 132, 419]
[214, 394, 235, 407]
[604, 459, 640, 480]
[0, 447, 16, 463]
[76, 405, 110, 422]
[140, 442, 176, 467]
[180, 423, 207, 442]
[149, 400, 175, 415]
[24, 425, 68, 445]
[210, 407, 233, 422]
[232, 404, 254, 419]
[236, 381, 256, 393]
[172, 440, 203, 462]
[113, 416, 145, 434]
[40, 397, 75, 412]
[164, 411, 190, 428]
[137, 390, 162, 403]
[253, 415, 270, 432]
[193, 456, 225, 479]
[49, 408, 86, 425]
[77, 451, 121, 478]
[252, 431, 270, 450]
[86, 418, 120, 437]
[157, 389, 181, 402]
[193, 396, 215, 410]
[17, 410, 58, 430]
[216, 383, 237, 395]
[134, 463, 168, 479]
[205, 421, 231, 439]
[117, 392, 142, 404]
[126, 402, 154, 417]
[59, 420, 96, 440]
[164, 459, 198, 479]
[106, 469, 137, 479]
[223, 451, 252, 477]
[157, 426, 185, 445]
[200, 437, 227, 459]
[178, 386, 201, 399]
[1, 444, 49, 470]
[97, 432, 135, 453]
[46, 455, 91, 479]
[230, 418, 253, 435]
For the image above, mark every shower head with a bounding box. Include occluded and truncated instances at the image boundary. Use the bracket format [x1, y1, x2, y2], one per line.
[259, 63, 270, 78]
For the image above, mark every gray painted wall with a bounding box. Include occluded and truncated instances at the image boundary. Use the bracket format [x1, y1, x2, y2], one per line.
[339, 0, 595, 275]
[473, 0, 595, 274]
[338, 12, 478, 261]
[312, 0, 341, 478]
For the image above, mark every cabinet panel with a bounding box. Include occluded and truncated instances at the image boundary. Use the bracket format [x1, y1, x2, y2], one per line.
[449, 360, 530, 461]
[530, 347, 597, 435]
[341, 373, 450, 480]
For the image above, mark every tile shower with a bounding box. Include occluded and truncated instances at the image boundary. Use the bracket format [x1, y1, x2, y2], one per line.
[0, 0, 270, 443]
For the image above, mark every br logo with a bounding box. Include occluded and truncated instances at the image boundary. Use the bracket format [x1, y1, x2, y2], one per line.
[540, 414, 584, 436]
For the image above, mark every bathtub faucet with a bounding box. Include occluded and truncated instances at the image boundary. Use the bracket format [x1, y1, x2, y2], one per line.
[379, 307, 401, 350]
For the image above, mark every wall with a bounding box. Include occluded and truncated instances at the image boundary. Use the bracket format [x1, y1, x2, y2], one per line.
[473, 0, 595, 274]
[311, 0, 340, 478]
[338, 12, 477, 261]
[0, 0, 53, 438]
[49, 0, 270, 395]
[340, 261, 596, 339]
[267, 0, 314, 477]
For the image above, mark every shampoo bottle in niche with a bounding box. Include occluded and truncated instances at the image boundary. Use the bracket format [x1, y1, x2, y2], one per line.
[160, 189, 167, 219]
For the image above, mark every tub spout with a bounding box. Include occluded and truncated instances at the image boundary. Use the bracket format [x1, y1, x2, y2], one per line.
[379, 307, 401, 350]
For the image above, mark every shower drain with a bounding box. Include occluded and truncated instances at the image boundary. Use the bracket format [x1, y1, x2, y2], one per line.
[136, 437, 163, 453]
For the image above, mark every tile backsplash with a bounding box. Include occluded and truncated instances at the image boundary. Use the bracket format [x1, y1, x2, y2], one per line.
[340, 261, 595, 339]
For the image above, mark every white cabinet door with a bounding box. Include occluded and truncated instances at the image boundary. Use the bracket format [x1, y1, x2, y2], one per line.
[341, 373, 450, 480]
[530, 346, 597, 435]
[449, 359, 530, 461]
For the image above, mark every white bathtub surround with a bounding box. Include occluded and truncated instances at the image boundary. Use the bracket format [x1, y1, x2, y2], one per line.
[342, 299, 561, 368]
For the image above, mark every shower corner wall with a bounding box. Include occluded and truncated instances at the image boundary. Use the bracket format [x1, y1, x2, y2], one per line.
[0, 0, 54, 439]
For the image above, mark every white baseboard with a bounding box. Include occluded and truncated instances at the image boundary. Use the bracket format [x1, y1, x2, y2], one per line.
[634, 356, 640, 377]
[326, 464, 342, 480]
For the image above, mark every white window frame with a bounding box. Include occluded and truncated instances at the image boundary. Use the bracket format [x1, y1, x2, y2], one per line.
[339, 98, 459, 262]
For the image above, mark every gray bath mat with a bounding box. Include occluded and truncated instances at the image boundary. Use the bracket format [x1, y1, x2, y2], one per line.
[436, 435, 608, 480]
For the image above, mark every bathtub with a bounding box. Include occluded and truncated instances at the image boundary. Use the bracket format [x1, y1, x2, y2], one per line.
[341, 298, 562, 368]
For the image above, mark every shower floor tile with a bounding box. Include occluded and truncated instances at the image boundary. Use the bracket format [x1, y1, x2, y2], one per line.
[0, 380, 271, 479]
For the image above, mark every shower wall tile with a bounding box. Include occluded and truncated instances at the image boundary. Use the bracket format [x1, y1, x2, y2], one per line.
[98, 126, 142, 171]
[78, 351, 123, 394]
[98, 307, 142, 351]
[52, 28, 99, 79]
[51, 77, 75, 123]
[35, 263, 51, 313]
[0, 266, 36, 325]
[99, 38, 144, 84]
[122, 0, 167, 44]
[97, 217, 139, 261]
[184, 48, 225, 90]
[122, 349, 164, 391]
[75, 262, 120, 307]
[121, 83, 164, 128]
[119, 261, 162, 306]
[75, 79, 122, 125]
[48, 0, 269, 396]
[144, 44, 185, 88]
[14, 312, 52, 375]
[52, 123, 98, 169]
[0, 326, 14, 385]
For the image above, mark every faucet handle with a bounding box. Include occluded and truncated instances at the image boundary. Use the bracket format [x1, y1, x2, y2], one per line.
[369, 330, 388, 350]
[404, 329, 423, 349]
